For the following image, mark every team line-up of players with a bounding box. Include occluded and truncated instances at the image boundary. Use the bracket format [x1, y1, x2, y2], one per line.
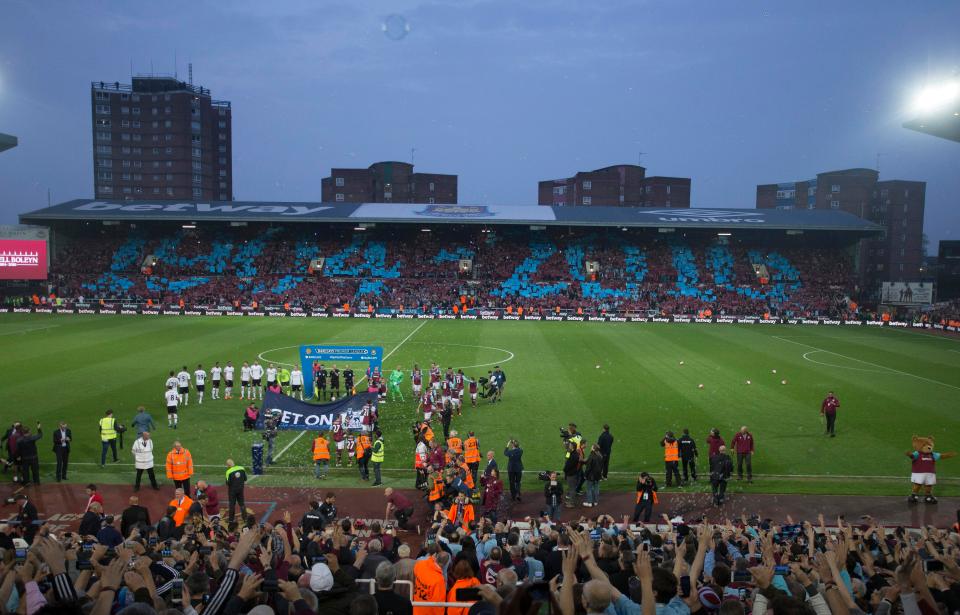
[158, 361, 507, 430]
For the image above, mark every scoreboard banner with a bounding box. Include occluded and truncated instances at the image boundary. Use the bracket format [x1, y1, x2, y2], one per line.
[2, 304, 952, 332]
[880, 282, 934, 306]
[255, 389, 378, 431]
[0, 239, 48, 280]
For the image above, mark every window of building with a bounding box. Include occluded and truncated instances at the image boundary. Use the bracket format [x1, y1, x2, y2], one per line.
[193, 188, 202, 198]
[96, 131, 111, 141]
[218, 145, 226, 153]
[133, 173, 142, 180]
[164, 106, 171, 114]
[96, 145, 112, 155]
[219, 108, 227, 116]
[191, 105, 199, 117]
[429, 182, 435, 192]
[122, 160, 131, 168]
[121, 173, 131, 180]
[121, 147, 131, 155]
[134, 186, 143, 193]
[95, 91, 109, 101]
[151, 121, 159, 128]
[218, 133, 226, 141]
[132, 120, 140, 128]
[152, 148, 160, 155]
[880, 189, 888, 198]
[133, 160, 141, 168]
[166, 174, 173, 181]
[218, 121, 226, 128]
[152, 161, 160, 169]
[95, 118, 111, 128]
[900, 248, 905, 257]
[899, 263, 904, 272]
[121, 106, 130, 114]
[830, 200, 840, 209]
[192, 174, 202, 185]
[192, 147, 201, 158]
[152, 135, 159, 142]
[335, 177, 345, 187]
[218, 157, 226, 165]
[132, 147, 141, 155]
[152, 174, 160, 181]
[904, 189, 910, 198]
[191, 121, 201, 132]
[192, 161, 202, 172]
[876, 263, 884, 271]
[428, 197, 435, 204]
[96, 172, 112, 182]
[666, 200, 671, 207]
[120, 119, 130, 128]
[831, 184, 840, 193]
[553, 186, 566, 196]
[666, 185, 672, 195]
[120, 93, 129, 101]
[904, 203, 909, 213]
[645, 186, 652, 194]
[131, 95, 139, 102]
[164, 94, 171, 101]
[219, 193, 227, 200]
[219, 182, 227, 189]
[153, 187, 161, 194]
[132, 107, 140, 115]
[165, 120, 172, 128]
[122, 186, 132, 194]
[583, 180, 592, 190]
[165, 161, 173, 168]
[167, 187, 175, 196]
[335, 193, 345, 202]
[191, 135, 202, 144]
[96, 158, 112, 168]
[582, 196, 592, 205]
[95, 104, 111, 115]
[219, 169, 226, 177]
[132, 134, 141, 142]
[97, 185, 112, 194]
[152, 108, 158, 116]
[165, 147, 173, 154]
[164, 134, 172, 141]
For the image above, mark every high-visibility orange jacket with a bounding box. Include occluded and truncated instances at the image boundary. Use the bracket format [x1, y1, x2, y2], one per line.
[459, 463, 475, 490]
[663, 440, 679, 462]
[464, 437, 480, 463]
[447, 502, 476, 532]
[447, 437, 463, 454]
[357, 434, 372, 458]
[447, 578, 481, 615]
[169, 496, 194, 526]
[419, 424, 434, 442]
[313, 437, 330, 461]
[429, 475, 445, 502]
[413, 557, 447, 615]
[166, 448, 194, 480]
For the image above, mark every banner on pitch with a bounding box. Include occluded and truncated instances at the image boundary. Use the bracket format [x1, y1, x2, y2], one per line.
[255, 389, 378, 431]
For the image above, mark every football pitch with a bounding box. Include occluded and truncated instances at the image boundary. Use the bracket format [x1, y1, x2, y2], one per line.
[2, 314, 959, 498]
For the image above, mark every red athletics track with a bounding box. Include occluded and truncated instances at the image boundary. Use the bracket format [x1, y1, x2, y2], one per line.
[2, 482, 957, 542]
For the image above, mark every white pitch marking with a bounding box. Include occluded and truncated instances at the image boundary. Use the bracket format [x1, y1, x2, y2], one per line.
[801, 350, 890, 374]
[0, 324, 61, 336]
[774, 335, 960, 391]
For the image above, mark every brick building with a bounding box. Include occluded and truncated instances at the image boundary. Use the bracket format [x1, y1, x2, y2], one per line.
[757, 168, 926, 290]
[321, 162, 457, 204]
[91, 77, 232, 201]
[538, 164, 691, 208]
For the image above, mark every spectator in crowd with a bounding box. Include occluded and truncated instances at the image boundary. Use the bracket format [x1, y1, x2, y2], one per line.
[120, 494, 151, 537]
[79, 501, 103, 537]
[374, 561, 413, 615]
[543, 470, 563, 520]
[14, 493, 38, 544]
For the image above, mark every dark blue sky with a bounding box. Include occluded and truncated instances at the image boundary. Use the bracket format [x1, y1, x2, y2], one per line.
[1, 1, 958, 243]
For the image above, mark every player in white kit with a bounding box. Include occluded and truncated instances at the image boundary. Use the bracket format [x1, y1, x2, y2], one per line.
[224, 362, 235, 399]
[250, 361, 265, 400]
[177, 366, 191, 406]
[165, 384, 180, 428]
[240, 362, 251, 400]
[266, 363, 278, 388]
[210, 362, 222, 400]
[194, 364, 207, 405]
[290, 368, 304, 400]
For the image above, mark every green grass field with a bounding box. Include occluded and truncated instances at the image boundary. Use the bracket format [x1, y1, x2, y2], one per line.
[2, 314, 959, 497]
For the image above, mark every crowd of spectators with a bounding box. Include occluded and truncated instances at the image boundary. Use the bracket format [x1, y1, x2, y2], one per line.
[3, 491, 960, 615]
[42, 226, 858, 317]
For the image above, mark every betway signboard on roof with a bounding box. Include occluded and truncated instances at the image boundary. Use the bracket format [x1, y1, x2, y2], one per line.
[19, 199, 882, 233]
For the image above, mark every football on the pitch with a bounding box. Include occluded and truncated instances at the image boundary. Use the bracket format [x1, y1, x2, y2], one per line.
[679, 361, 685, 365]
[595, 365, 600, 369]
[772, 369, 777, 374]
[781, 379, 787, 385]
[698, 383, 704, 389]
[746, 380, 751, 385]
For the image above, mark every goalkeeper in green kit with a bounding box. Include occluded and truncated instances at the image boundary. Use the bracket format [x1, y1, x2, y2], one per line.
[388, 367, 405, 402]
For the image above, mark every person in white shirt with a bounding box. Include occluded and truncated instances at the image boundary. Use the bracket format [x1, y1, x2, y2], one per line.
[165, 371, 178, 393]
[164, 384, 180, 428]
[250, 361, 265, 400]
[210, 362, 222, 400]
[290, 368, 304, 400]
[240, 362, 251, 400]
[131, 431, 158, 490]
[176, 366, 191, 406]
[266, 363, 278, 388]
[224, 362, 235, 400]
[194, 364, 207, 405]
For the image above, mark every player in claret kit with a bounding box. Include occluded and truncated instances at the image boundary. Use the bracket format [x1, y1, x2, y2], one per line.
[194, 364, 206, 405]
[177, 366, 191, 406]
[452, 369, 465, 415]
[418, 389, 434, 423]
[468, 375, 479, 407]
[331, 415, 346, 466]
[411, 364, 423, 398]
[165, 383, 180, 429]
[210, 362, 222, 400]
[240, 361, 251, 400]
[223, 361, 235, 400]
[430, 362, 441, 392]
[344, 433, 357, 467]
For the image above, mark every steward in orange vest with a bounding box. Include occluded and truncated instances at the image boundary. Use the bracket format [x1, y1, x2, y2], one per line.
[169, 491, 194, 527]
[313, 435, 330, 479]
[428, 470, 446, 504]
[357, 433, 373, 481]
[417, 422, 434, 443]
[457, 458, 475, 491]
[447, 431, 463, 455]
[165, 443, 194, 491]
[661, 432, 681, 488]
[631, 472, 658, 523]
[446, 494, 476, 532]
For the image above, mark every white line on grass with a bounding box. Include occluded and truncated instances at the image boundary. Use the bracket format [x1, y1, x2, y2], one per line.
[265, 319, 430, 468]
[801, 350, 888, 373]
[0, 324, 61, 336]
[405, 341, 515, 370]
[774, 335, 960, 391]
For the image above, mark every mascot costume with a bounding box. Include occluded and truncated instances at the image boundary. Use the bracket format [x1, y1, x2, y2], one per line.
[906, 435, 955, 504]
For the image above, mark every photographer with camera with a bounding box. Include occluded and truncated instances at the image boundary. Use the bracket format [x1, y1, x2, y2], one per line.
[262, 412, 279, 465]
[504, 438, 524, 502]
[631, 472, 658, 522]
